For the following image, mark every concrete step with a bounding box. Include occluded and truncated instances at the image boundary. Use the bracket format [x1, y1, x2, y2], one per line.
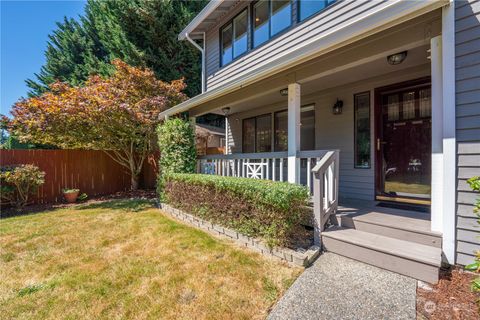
[322, 227, 442, 283]
[339, 210, 442, 248]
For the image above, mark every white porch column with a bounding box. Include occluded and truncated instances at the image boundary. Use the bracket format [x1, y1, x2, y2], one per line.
[287, 83, 301, 184]
[441, 3, 456, 265]
[431, 3, 456, 265]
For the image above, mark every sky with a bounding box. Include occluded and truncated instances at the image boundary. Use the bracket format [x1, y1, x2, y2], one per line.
[1, 0, 86, 117]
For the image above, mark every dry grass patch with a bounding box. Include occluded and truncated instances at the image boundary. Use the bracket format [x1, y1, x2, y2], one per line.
[0, 199, 301, 320]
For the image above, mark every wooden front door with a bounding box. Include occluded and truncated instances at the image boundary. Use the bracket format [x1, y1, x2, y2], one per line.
[375, 78, 432, 205]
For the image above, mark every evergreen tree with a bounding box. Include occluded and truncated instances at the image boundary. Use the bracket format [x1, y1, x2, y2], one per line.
[26, 0, 207, 98]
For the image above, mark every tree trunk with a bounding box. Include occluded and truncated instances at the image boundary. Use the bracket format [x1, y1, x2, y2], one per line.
[131, 174, 139, 191]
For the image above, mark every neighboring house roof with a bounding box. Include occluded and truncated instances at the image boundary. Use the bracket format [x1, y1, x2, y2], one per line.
[196, 124, 225, 137]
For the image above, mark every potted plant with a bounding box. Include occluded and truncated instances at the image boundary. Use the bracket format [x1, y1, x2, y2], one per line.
[63, 188, 80, 203]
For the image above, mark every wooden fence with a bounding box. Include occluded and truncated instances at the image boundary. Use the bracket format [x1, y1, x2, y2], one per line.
[0, 150, 158, 204]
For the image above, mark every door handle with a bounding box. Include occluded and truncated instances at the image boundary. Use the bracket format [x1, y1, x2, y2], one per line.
[377, 139, 386, 151]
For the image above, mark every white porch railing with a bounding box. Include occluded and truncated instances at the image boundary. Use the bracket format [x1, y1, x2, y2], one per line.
[311, 150, 340, 245]
[197, 150, 336, 194]
[197, 151, 288, 181]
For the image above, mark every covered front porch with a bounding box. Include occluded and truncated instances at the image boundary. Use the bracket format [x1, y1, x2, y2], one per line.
[162, 6, 456, 281]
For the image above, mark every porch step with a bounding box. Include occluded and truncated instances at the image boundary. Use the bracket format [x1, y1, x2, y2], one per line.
[322, 227, 442, 283]
[339, 209, 442, 248]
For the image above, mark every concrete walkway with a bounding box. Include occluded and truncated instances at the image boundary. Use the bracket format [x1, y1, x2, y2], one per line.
[268, 252, 417, 320]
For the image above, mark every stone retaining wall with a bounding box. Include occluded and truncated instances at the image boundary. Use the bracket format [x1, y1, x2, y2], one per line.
[158, 203, 320, 267]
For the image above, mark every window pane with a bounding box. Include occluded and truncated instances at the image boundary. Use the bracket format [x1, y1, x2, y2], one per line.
[419, 88, 431, 118]
[354, 92, 370, 168]
[221, 24, 233, 65]
[233, 11, 248, 58]
[274, 111, 288, 151]
[402, 91, 416, 120]
[242, 118, 255, 153]
[271, 0, 291, 36]
[256, 114, 272, 152]
[253, 0, 269, 47]
[301, 105, 315, 150]
[299, 0, 327, 21]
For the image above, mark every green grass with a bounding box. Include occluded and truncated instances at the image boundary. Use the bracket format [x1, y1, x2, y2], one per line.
[0, 199, 300, 320]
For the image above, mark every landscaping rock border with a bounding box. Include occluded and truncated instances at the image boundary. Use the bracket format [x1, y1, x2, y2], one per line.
[158, 202, 320, 267]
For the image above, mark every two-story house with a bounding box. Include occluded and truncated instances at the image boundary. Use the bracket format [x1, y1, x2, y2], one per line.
[160, 0, 480, 283]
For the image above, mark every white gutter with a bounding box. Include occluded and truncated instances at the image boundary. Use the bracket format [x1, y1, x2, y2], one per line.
[178, 0, 223, 41]
[163, 0, 447, 119]
[185, 32, 206, 93]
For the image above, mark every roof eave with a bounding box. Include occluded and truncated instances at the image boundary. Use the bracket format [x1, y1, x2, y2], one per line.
[178, 0, 224, 41]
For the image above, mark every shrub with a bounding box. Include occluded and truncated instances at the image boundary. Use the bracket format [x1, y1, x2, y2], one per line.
[465, 176, 480, 293]
[0, 164, 45, 207]
[157, 118, 196, 176]
[162, 173, 310, 247]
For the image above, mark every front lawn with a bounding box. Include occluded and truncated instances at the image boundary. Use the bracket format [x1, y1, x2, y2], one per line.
[0, 199, 300, 319]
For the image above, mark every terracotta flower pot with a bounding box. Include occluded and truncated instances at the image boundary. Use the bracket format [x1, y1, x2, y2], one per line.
[63, 190, 79, 203]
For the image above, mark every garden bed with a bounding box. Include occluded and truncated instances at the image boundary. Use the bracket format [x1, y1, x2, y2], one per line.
[159, 203, 319, 267]
[417, 267, 479, 319]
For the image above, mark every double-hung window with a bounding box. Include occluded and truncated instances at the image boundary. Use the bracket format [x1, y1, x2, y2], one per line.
[298, 0, 336, 22]
[221, 9, 248, 66]
[253, 0, 292, 48]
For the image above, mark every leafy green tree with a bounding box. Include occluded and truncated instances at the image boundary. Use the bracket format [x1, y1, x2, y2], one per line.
[26, 0, 207, 98]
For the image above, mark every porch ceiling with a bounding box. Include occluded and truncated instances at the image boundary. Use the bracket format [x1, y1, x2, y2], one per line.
[219, 44, 431, 115]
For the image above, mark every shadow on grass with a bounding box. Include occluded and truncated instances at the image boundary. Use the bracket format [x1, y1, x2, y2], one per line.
[76, 199, 156, 212]
[1, 204, 62, 219]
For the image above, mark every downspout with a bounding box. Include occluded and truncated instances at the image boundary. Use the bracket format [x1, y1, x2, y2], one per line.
[185, 32, 206, 93]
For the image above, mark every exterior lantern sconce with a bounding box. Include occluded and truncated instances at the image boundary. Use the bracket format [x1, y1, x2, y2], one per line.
[222, 107, 231, 116]
[387, 51, 408, 65]
[279, 88, 288, 96]
[332, 99, 343, 115]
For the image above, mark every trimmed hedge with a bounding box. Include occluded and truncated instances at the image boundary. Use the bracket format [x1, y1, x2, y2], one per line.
[161, 173, 310, 247]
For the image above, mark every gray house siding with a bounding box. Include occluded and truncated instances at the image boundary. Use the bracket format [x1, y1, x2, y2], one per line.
[205, 0, 389, 91]
[455, 0, 480, 265]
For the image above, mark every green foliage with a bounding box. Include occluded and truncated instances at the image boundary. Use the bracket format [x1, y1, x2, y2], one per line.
[62, 188, 80, 194]
[0, 165, 46, 207]
[467, 176, 480, 213]
[157, 118, 197, 177]
[466, 176, 480, 294]
[161, 173, 310, 247]
[26, 0, 207, 98]
[77, 193, 88, 202]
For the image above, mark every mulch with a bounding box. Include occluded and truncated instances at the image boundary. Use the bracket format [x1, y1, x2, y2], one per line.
[1, 189, 157, 218]
[417, 267, 480, 319]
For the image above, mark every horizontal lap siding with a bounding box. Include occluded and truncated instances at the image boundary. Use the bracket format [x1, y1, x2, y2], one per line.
[455, 0, 480, 264]
[205, 0, 387, 90]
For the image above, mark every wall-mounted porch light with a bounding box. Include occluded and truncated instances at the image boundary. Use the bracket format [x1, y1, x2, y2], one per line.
[279, 88, 288, 96]
[387, 51, 408, 65]
[221, 107, 231, 116]
[332, 99, 343, 115]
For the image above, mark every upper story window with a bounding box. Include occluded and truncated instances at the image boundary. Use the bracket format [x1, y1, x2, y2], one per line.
[298, 0, 336, 22]
[253, 0, 292, 48]
[220, 0, 335, 67]
[221, 9, 248, 66]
